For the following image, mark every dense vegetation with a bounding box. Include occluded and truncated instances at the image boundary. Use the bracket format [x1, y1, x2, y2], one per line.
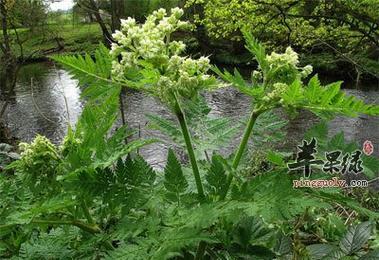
[1, 7, 379, 259]
[1, 0, 378, 84]
[186, 0, 379, 83]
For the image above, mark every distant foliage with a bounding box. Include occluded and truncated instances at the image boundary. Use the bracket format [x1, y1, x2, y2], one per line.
[124, 0, 181, 22]
[186, 0, 379, 79]
[185, 0, 379, 48]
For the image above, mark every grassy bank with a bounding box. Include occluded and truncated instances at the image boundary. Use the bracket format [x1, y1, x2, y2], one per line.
[5, 23, 103, 60]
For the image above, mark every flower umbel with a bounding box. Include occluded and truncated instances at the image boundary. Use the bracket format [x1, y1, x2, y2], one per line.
[264, 47, 313, 85]
[110, 8, 216, 109]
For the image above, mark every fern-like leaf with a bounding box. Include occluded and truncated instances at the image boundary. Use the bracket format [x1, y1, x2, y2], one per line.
[51, 44, 121, 99]
[300, 75, 379, 118]
[241, 28, 269, 73]
[148, 97, 242, 160]
[205, 154, 228, 198]
[164, 149, 188, 204]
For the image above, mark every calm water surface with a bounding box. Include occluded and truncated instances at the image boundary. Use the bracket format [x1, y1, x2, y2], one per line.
[2, 62, 378, 169]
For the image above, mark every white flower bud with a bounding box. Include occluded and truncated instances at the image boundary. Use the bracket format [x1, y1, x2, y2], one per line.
[171, 7, 184, 19]
[301, 65, 313, 78]
[112, 30, 124, 41]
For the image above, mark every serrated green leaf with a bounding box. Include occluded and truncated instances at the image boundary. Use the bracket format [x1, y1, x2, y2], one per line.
[339, 221, 373, 255]
[359, 249, 379, 260]
[164, 149, 188, 204]
[206, 154, 228, 198]
[51, 43, 122, 100]
[307, 244, 345, 260]
[281, 79, 303, 105]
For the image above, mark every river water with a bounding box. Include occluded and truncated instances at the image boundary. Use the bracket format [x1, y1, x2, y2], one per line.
[1, 62, 378, 170]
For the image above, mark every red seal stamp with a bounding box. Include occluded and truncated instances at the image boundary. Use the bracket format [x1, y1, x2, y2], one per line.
[363, 140, 374, 156]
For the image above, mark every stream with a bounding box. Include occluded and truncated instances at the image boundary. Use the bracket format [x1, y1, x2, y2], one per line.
[1, 62, 378, 170]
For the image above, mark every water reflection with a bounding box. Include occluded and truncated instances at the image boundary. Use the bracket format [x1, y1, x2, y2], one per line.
[2, 62, 82, 144]
[2, 62, 378, 168]
[0, 63, 18, 102]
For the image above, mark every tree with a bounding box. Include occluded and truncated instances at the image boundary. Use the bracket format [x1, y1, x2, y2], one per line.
[0, 0, 12, 60]
[110, 0, 124, 31]
[75, 0, 113, 45]
[185, 0, 379, 81]
[186, 0, 379, 47]
[10, 0, 48, 33]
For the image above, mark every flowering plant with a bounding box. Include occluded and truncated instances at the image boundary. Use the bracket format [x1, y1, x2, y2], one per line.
[264, 46, 313, 84]
[110, 8, 220, 202]
[9, 135, 61, 194]
[110, 8, 217, 109]
[250, 45, 313, 105]
[213, 29, 379, 199]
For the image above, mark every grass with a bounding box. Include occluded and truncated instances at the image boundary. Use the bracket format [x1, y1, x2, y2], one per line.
[3, 23, 103, 60]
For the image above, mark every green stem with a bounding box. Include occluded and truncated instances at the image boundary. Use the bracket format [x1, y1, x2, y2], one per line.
[195, 241, 207, 260]
[220, 109, 262, 200]
[39, 219, 101, 234]
[34, 219, 112, 249]
[81, 200, 95, 224]
[0, 219, 102, 234]
[174, 95, 205, 203]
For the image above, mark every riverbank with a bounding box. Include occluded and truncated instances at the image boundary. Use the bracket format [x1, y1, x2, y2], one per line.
[0, 122, 17, 145]
[2, 23, 378, 88]
[3, 23, 102, 62]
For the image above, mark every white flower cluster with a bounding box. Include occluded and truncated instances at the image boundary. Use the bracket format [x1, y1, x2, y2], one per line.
[266, 47, 299, 68]
[156, 55, 213, 105]
[110, 8, 189, 79]
[110, 8, 216, 108]
[251, 70, 263, 83]
[262, 82, 288, 103]
[264, 47, 313, 84]
[19, 135, 58, 163]
[301, 64, 313, 78]
[17, 135, 60, 179]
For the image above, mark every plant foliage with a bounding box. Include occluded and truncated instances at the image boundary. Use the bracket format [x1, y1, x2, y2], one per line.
[1, 8, 378, 260]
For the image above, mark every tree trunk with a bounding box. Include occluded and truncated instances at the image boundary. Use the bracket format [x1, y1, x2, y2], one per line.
[111, 0, 124, 31]
[0, 0, 11, 59]
[79, 0, 113, 46]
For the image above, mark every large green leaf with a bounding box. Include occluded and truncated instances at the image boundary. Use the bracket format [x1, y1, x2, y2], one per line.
[232, 216, 271, 247]
[339, 221, 373, 255]
[360, 249, 379, 260]
[302, 75, 379, 118]
[307, 244, 345, 260]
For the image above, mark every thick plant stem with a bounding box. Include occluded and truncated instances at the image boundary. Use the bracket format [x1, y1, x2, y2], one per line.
[195, 241, 207, 260]
[220, 109, 261, 200]
[232, 111, 261, 169]
[174, 96, 205, 203]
